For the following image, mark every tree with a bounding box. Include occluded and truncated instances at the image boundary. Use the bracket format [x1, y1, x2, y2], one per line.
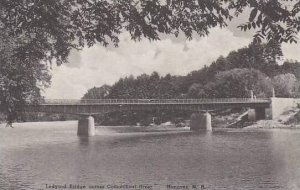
[199, 68, 273, 98]
[106, 72, 182, 99]
[188, 83, 204, 98]
[0, 0, 231, 64]
[82, 85, 111, 99]
[225, 42, 282, 76]
[281, 61, 300, 80]
[232, 0, 300, 43]
[156, 74, 181, 99]
[1, 0, 300, 124]
[0, 30, 50, 125]
[1, 1, 300, 47]
[184, 41, 285, 93]
[272, 73, 298, 97]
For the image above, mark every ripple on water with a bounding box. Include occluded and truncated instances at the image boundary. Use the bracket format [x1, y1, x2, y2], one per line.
[0, 122, 300, 189]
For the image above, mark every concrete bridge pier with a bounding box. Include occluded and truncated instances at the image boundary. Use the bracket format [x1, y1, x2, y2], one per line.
[190, 112, 212, 131]
[77, 115, 95, 136]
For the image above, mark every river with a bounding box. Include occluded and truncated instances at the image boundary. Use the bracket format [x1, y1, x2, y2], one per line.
[0, 121, 300, 190]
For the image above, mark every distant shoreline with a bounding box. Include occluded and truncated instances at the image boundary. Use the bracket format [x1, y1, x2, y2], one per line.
[244, 121, 300, 129]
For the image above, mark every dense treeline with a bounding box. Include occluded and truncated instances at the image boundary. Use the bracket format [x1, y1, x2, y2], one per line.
[83, 42, 300, 100]
[81, 42, 300, 125]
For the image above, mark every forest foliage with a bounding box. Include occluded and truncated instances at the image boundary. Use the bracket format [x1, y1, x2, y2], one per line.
[82, 42, 300, 125]
[83, 42, 300, 100]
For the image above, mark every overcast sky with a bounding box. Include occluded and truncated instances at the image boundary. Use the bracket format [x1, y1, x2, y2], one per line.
[44, 21, 300, 99]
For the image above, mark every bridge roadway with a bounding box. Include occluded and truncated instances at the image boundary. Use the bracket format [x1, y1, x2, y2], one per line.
[25, 98, 276, 136]
[40, 98, 270, 105]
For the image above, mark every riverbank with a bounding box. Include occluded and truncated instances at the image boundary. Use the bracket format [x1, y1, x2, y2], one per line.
[245, 107, 300, 129]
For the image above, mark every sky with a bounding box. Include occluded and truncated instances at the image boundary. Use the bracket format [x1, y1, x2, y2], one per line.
[43, 21, 300, 99]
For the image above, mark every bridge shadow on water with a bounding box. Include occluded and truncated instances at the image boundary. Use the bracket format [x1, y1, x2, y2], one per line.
[76, 126, 216, 148]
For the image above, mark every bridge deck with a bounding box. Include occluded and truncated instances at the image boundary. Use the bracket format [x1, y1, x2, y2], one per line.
[39, 98, 270, 105]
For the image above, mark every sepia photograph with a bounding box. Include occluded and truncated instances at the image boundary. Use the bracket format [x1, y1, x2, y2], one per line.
[0, 0, 300, 189]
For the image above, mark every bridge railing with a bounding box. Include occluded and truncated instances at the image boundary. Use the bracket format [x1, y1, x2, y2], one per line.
[39, 98, 270, 105]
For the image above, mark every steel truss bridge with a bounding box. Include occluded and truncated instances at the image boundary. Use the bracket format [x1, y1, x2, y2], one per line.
[24, 98, 298, 136]
[25, 98, 271, 115]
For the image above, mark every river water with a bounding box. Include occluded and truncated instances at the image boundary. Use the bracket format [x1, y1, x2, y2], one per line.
[0, 121, 300, 190]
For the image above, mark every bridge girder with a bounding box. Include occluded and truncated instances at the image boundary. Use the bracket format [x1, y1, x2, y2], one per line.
[25, 102, 270, 116]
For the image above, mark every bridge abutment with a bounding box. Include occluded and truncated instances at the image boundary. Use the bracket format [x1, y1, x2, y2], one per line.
[77, 116, 95, 136]
[269, 98, 297, 119]
[248, 108, 272, 121]
[190, 112, 212, 131]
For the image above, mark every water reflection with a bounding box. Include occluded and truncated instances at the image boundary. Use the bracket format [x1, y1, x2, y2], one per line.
[78, 136, 90, 146]
[268, 130, 300, 189]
